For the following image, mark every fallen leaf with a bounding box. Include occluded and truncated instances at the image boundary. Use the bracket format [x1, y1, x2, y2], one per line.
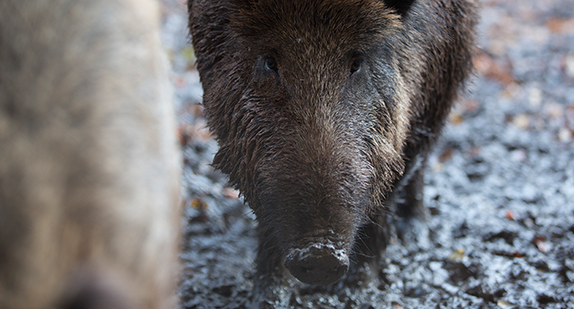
[196, 126, 212, 139]
[449, 113, 464, 124]
[182, 45, 196, 63]
[510, 251, 524, 258]
[192, 103, 204, 117]
[497, 299, 515, 309]
[191, 198, 208, 210]
[448, 248, 466, 261]
[459, 98, 480, 112]
[223, 187, 240, 199]
[391, 301, 404, 309]
[474, 51, 515, 86]
[177, 122, 212, 144]
[546, 17, 574, 35]
[505, 209, 516, 221]
[533, 235, 549, 253]
[439, 147, 454, 163]
[177, 125, 192, 146]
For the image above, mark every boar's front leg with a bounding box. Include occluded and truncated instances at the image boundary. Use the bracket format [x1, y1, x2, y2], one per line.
[253, 226, 295, 308]
[343, 210, 391, 286]
[335, 156, 429, 287]
[393, 155, 429, 244]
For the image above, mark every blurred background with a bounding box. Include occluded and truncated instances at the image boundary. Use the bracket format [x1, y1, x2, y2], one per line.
[159, 0, 574, 308]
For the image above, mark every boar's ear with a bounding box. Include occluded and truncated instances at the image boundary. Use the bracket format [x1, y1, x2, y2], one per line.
[385, 0, 416, 17]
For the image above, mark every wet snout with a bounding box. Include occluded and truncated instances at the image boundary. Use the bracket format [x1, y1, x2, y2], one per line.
[284, 241, 349, 286]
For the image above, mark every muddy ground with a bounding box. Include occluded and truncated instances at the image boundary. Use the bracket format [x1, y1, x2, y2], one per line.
[160, 0, 574, 308]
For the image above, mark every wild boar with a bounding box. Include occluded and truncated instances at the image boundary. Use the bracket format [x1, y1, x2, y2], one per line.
[188, 0, 477, 306]
[0, 1, 181, 308]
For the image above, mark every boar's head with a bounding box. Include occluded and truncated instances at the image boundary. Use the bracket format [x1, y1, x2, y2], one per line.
[189, 0, 414, 285]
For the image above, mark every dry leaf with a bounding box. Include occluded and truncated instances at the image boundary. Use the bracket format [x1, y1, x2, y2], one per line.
[439, 147, 454, 163]
[191, 198, 208, 210]
[497, 299, 515, 309]
[546, 17, 574, 34]
[177, 122, 212, 144]
[392, 301, 404, 309]
[510, 251, 524, 258]
[223, 188, 240, 199]
[474, 51, 515, 86]
[196, 126, 212, 139]
[459, 98, 480, 112]
[449, 113, 464, 124]
[533, 235, 549, 253]
[448, 248, 465, 261]
[505, 209, 516, 221]
[178, 125, 192, 146]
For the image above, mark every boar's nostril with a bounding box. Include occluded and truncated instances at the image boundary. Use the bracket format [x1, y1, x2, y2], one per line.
[284, 244, 349, 286]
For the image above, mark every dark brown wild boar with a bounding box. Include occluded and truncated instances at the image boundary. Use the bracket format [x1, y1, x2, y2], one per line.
[188, 0, 477, 306]
[0, 1, 181, 309]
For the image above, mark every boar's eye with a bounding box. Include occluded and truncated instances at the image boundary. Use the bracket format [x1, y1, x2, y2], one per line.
[264, 57, 278, 72]
[350, 59, 362, 74]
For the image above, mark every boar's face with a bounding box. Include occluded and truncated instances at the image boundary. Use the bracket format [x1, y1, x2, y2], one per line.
[190, 0, 411, 285]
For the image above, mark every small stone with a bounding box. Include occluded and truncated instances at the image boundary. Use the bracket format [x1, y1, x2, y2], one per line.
[512, 114, 530, 129]
[558, 128, 572, 142]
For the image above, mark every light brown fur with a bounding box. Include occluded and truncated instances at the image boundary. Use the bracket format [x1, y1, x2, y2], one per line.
[0, 1, 181, 308]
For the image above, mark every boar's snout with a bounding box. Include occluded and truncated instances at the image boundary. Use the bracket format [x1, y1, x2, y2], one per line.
[284, 242, 349, 285]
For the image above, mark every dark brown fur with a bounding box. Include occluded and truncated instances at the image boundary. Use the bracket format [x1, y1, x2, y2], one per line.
[0, 1, 181, 308]
[188, 0, 477, 306]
